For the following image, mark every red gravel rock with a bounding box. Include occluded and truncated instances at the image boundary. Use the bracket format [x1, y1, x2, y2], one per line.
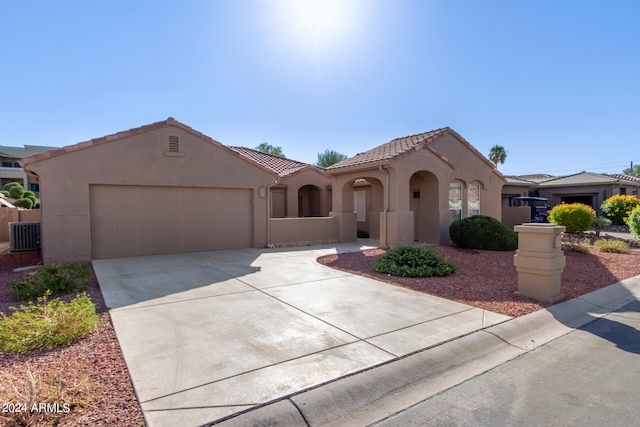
[0, 251, 144, 427]
[317, 244, 640, 318]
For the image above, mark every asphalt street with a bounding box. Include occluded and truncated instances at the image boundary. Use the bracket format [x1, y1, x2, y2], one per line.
[374, 300, 640, 427]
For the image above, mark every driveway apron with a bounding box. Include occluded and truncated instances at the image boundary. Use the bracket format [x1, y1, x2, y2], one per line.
[93, 241, 511, 427]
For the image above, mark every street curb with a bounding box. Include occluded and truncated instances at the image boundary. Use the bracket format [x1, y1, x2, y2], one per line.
[212, 275, 640, 426]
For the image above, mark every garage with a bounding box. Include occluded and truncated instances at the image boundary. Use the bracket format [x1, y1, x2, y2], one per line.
[91, 185, 252, 259]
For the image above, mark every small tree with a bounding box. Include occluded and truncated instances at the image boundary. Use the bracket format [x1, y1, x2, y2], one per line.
[316, 149, 347, 167]
[623, 164, 640, 176]
[488, 145, 507, 167]
[256, 142, 286, 157]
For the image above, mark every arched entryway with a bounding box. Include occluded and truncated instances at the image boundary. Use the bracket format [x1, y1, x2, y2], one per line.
[340, 177, 384, 239]
[409, 171, 440, 242]
[298, 185, 322, 217]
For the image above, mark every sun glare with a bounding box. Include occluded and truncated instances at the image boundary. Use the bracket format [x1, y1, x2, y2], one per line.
[275, 0, 357, 53]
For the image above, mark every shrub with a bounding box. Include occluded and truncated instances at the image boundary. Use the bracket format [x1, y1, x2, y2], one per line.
[449, 215, 518, 251]
[2, 181, 21, 192]
[628, 205, 640, 238]
[9, 263, 91, 300]
[548, 203, 596, 233]
[13, 197, 33, 209]
[561, 236, 591, 254]
[8, 184, 25, 199]
[373, 245, 456, 277]
[593, 239, 631, 254]
[592, 216, 612, 237]
[0, 190, 9, 198]
[0, 293, 98, 352]
[23, 190, 37, 205]
[0, 364, 94, 426]
[600, 194, 640, 225]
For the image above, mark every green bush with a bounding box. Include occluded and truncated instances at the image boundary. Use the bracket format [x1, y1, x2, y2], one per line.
[23, 190, 37, 205]
[13, 197, 33, 209]
[593, 239, 630, 254]
[0, 293, 98, 353]
[8, 184, 24, 199]
[600, 194, 640, 225]
[628, 205, 640, 238]
[548, 203, 596, 233]
[0, 190, 9, 198]
[9, 263, 91, 300]
[2, 182, 21, 192]
[373, 245, 456, 277]
[449, 215, 518, 251]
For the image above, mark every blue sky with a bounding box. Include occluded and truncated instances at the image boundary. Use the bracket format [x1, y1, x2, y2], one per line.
[1, 0, 638, 176]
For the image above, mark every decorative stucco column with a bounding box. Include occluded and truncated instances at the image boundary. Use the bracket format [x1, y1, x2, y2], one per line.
[514, 223, 566, 303]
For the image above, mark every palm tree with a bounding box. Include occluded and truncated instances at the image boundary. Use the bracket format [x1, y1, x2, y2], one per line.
[488, 145, 507, 167]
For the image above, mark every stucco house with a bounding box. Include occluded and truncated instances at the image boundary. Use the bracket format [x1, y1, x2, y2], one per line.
[1, 144, 56, 195]
[20, 118, 506, 263]
[503, 172, 640, 213]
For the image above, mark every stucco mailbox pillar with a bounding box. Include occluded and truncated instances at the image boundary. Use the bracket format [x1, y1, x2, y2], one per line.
[514, 223, 566, 303]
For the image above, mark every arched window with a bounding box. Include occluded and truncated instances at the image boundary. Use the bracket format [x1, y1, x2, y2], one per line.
[449, 181, 463, 221]
[468, 182, 481, 217]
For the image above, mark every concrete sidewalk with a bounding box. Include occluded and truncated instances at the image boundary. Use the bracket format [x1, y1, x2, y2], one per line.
[217, 273, 640, 427]
[93, 241, 510, 427]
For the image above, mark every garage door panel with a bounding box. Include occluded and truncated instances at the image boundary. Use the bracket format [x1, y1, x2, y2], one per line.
[91, 185, 252, 259]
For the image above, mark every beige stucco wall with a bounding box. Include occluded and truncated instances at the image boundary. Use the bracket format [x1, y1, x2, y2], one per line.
[269, 217, 339, 246]
[328, 133, 505, 246]
[25, 125, 276, 263]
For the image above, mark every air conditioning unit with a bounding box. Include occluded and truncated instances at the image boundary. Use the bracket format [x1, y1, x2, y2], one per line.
[9, 222, 41, 252]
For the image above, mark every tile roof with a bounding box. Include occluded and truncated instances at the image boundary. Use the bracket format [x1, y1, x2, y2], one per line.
[510, 173, 556, 183]
[20, 117, 233, 166]
[608, 173, 640, 184]
[504, 176, 538, 185]
[228, 147, 319, 177]
[538, 171, 620, 186]
[326, 127, 453, 170]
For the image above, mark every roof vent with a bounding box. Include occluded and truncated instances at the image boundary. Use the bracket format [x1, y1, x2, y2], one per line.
[169, 136, 179, 152]
[164, 135, 185, 157]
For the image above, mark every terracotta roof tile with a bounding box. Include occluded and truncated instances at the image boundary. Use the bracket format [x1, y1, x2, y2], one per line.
[326, 127, 453, 169]
[608, 173, 640, 184]
[228, 147, 319, 177]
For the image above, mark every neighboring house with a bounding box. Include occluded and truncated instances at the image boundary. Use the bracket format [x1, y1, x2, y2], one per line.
[503, 172, 640, 214]
[21, 118, 505, 263]
[1, 144, 56, 195]
[324, 127, 505, 247]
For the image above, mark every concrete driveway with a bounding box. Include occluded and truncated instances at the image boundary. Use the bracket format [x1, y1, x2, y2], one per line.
[93, 241, 511, 427]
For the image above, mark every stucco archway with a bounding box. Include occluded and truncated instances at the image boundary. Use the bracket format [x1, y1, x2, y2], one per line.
[298, 184, 322, 217]
[340, 177, 384, 239]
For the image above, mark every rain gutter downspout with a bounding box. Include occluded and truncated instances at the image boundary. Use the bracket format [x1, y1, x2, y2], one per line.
[265, 177, 279, 247]
[379, 163, 391, 248]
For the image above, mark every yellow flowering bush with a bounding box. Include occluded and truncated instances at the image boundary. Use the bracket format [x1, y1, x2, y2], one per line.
[600, 194, 640, 225]
[628, 205, 640, 238]
[549, 203, 596, 233]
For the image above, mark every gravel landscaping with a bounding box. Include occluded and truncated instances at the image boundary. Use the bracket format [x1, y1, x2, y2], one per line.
[318, 243, 640, 317]
[1, 235, 639, 426]
[0, 252, 144, 427]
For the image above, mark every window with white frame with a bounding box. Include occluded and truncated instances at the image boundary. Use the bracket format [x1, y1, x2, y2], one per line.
[449, 182, 462, 221]
[468, 183, 480, 217]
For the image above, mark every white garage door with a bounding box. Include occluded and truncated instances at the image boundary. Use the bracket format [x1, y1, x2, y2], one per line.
[90, 185, 252, 259]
